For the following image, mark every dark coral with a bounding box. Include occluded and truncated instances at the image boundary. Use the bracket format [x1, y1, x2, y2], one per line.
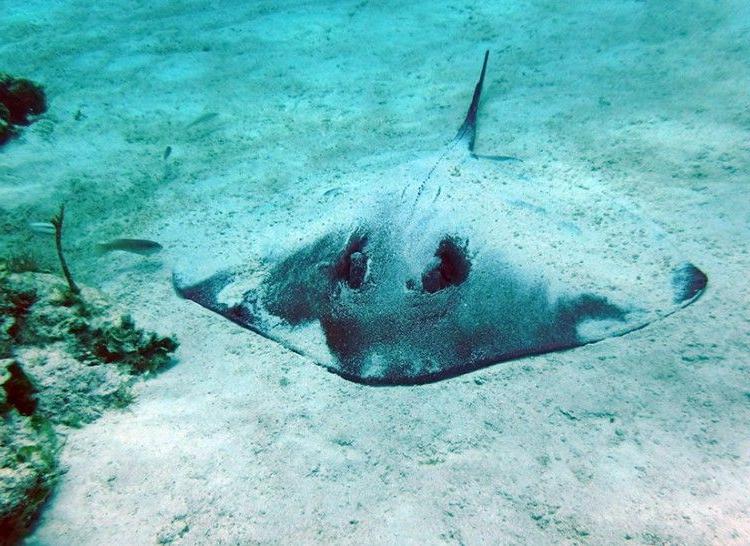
[0, 102, 16, 145]
[0, 73, 47, 146]
[0, 73, 47, 125]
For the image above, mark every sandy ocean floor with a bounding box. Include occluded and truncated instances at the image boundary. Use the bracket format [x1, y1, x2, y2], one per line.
[2, 0, 750, 544]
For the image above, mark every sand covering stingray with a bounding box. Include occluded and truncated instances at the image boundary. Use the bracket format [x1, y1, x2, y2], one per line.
[173, 52, 707, 385]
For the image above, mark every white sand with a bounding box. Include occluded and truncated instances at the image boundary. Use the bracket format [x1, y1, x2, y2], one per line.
[1, 0, 749, 544]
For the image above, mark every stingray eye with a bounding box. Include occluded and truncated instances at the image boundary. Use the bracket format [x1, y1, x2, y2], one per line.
[332, 232, 369, 289]
[347, 251, 368, 288]
[421, 236, 471, 293]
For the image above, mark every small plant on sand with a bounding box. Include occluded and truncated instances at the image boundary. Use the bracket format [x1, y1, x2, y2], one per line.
[49, 204, 80, 296]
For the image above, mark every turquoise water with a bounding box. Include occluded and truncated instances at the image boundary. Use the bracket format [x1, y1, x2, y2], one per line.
[2, 1, 749, 544]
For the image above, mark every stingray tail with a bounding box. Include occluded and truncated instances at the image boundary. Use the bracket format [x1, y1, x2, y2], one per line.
[408, 51, 490, 211]
[455, 50, 489, 152]
[94, 242, 111, 256]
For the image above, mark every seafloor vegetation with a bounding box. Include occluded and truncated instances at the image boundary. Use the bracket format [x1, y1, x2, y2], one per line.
[0, 73, 46, 145]
[0, 261, 177, 544]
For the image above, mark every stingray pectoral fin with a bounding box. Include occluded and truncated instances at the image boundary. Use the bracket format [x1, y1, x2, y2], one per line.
[672, 262, 708, 304]
[173, 270, 256, 329]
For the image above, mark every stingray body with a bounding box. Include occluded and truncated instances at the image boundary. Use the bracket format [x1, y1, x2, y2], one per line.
[174, 52, 707, 385]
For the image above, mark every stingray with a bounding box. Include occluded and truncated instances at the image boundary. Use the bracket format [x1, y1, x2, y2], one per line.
[173, 51, 707, 385]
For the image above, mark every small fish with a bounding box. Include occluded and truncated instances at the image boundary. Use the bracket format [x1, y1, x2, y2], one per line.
[185, 112, 219, 128]
[163, 145, 172, 160]
[95, 239, 163, 256]
[29, 221, 56, 234]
